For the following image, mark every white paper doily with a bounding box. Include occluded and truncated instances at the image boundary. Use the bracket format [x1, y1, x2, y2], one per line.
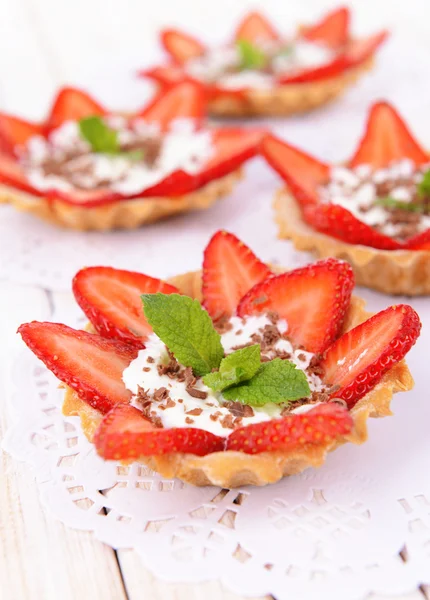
[3, 293, 430, 600]
[2, 33, 430, 290]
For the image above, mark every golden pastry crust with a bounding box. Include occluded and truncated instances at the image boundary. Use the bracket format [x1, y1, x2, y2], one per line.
[62, 268, 414, 487]
[207, 60, 372, 117]
[0, 170, 242, 231]
[274, 188, 430, 296]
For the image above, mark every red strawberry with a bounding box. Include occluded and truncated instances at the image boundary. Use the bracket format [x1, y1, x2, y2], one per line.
[139, 65, 189, 87]
[404, 228, 430, 250]
[349, 102, 428, 169]
[237, 259, 354, 354]
[234, 11, 280, 43]
[161, 29, 206, 64]
[226, 403, 353, 454]
[0, 114, 44, 157]
[276, 55, 349, 85]
[302, 203, 403, 251]
[261, 134, 329, 206]
[344, 31, 388, 68]
[72, 267, 179, 346]
[301, 6, 350, 49]
[45, 87, 106, 133]
[18, 322, 138, 413]
[137, 81, 206, 130]
[202, 230, 272, 320]
[320, 304, 421, 408]
[94, 404, 224, 459]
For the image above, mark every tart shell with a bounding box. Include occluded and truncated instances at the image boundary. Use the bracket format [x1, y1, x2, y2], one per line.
[274, 188, 430, 296]
[207, 60, 372, 117]
[62, 268, 414, 487]
[0, 170, 242, 231]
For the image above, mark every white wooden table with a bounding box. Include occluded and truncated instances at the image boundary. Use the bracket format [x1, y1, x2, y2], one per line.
[1, 0, 430, 598]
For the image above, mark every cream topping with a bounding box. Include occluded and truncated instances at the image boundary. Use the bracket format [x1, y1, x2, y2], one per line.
[20, 117, 214, 196]
[319, 160, 430, 240]
[122, 314, 328, 437]
[186, 40, 336, 90]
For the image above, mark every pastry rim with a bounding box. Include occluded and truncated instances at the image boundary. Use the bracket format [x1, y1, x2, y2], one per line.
[274, 187, 430, 296]
[62, 267, 414, 487]
[0, 170, 242, 231]
[206, 59, 373, 117]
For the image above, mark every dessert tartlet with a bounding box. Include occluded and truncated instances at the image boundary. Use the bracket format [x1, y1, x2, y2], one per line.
[263, 102, 430, 295]
[0, 83, 262, 230]
[142, 7, 387, 117]
[19, 231, 420, 487]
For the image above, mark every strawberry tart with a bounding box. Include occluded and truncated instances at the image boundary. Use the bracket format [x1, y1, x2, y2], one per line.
[19, 231, 420, 487]
[0, 83, 262, 230]
[142, 7, 387, 117]
[264, 102, 430, 295]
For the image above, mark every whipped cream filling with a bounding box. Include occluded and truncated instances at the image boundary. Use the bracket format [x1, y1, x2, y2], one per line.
[186, 40, 335, 90]
[123, 314, 327, 437]
[20, 117, 214, 196]
[319, 160, 430, 240]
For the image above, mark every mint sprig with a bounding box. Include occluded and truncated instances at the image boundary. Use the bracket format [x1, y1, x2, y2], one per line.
[417, 169, 430, 198]
[236, 39, 268, 70]
[141, 293, 311, 406]
[375, 196, 424, 213]
[223, 358, 310, 406]
[79, 116, 119, 154]
[142, 293, 224, 377]
[78, 116, 145, 161]
[203, 344, 261, 391]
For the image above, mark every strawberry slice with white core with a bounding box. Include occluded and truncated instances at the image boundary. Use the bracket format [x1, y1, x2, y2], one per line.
[237, 258, 354, 354]
[234, 11, 280, 43]
[161, 29, 206, 64]
[226, 403, 353, 454]
[73, 267, 179, 346]
[45, 87, 107, 133]
[301, 6, 350, 49]
[94, 404, 224, 459]
[0, 114, 44, 157]
[138, 80, 206, 129]
[261, 134, 330, 206]
[202, 230, 272, 320]
[349, 101, 428, 169]
[321, 304, 421, 408]
[18, 322, 138, 413]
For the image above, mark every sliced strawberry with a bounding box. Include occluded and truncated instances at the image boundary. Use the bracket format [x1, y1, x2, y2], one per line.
[138, 81, 206, 130]
[0, 114, 43, 157]
[226, 403, 353, 454]
[344, 30, 388, 67]
[202, 230, 272, 320]
[261, 134, 329, 206]
[94, 404, 224, 459]
[404, 228, 430, 250]
[161, 29, 206, 64]
[139, 64, 189, 87]
[303, 203, 403, 251]
[18, 322, 138, 413]
[237, 259, 354, 354]
[234, 11, 279, 43]
[73, 267, 179, 345]
[45, 87, 106, 133]
[321, 305, 421, 408]
[276, 55, 349, 85]
[349, 102, 428, 169]
[301, 7, 350, 49]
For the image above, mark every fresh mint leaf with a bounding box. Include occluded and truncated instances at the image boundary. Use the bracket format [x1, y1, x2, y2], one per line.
[236, 39, 267, 70]
[223, 358, 310, 406]
[375, 196, 424, 213]
[79, 116, 119, 154]
[141, 293, 224, 377]
[417, 169, 430, 198]
[203, 344, 261, 391]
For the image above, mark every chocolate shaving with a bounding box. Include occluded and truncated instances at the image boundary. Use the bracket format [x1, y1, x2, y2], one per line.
[186, 408, 203, 416]
[220, 413, 235, 429]
[223, 401, 254, 418]
[185, 416, 195, 425]
[153, 387, 170, 402]
[157, 349, 181, 378]
[184, 367, 208, 399]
